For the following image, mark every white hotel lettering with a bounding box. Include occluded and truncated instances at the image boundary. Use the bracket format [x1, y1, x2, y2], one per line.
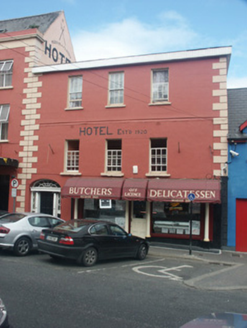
[150, 189, 216, 199]
[69, 187, 112, 196]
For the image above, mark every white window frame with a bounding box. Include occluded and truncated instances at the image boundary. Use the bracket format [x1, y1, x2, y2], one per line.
[68, 76, 82, 108]
[106, 139, 122, 172]
[108, 72, 124, 105]
[0, 104, 10, 140]
[65, 140, 80, 172]
[150, 139, 167, 172]
[151, 69, 169, 103]
[0, 60, 13, 87]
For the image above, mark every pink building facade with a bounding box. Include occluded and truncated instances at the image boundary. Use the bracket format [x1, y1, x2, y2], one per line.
[25, 47, 231, 248]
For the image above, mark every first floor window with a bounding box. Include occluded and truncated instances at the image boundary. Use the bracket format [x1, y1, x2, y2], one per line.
[0, 60, 13, 87]
[152, 69, 169, 103]
[108, 72, 124, 105]
[107, 139, 122, 171]
[66, 140, 79, 171]
[0, 104, 10, 140]
[68, 76, 82, 108]
[150, 138, 167, 172]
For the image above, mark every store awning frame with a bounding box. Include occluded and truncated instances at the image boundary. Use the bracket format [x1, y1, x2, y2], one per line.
[61, 177, 124, 200]
[0, 157, 18, 168]
[147, 179, 221, 203]
[62, 177, 221, 203]
[122, 179, 148, 201]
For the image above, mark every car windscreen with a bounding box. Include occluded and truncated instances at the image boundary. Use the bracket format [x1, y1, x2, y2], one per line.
[0, 213, 25, 222]
[53, 220, 88, 233]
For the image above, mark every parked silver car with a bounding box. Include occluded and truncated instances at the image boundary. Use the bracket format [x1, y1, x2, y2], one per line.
[0, 297, 9, 328]
[0, 212, 64, 256]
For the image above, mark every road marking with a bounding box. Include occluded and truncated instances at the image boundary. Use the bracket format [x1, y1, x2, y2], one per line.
[132, 265, 193, 280]
[77, 258, 166, 273]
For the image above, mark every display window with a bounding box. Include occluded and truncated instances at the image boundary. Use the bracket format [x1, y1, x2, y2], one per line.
[83, 199, 126, 228]
[152, 201, 201, 236]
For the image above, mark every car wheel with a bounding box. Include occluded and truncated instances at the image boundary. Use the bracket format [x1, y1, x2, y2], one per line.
[82, 247, 98, 267]
[14, 237, 31, 256]
[136, 244, 148, 260]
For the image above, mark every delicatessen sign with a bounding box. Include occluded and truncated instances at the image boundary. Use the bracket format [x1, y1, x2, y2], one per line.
[148, 188, 219, 202]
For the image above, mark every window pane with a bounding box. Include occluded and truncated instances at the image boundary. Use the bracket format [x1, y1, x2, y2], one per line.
[150, 139, 167, 172]
[66, 140, 79, 171]
[69, 76, 82, 108]
[0, 105, 10, 122]
[109, 72, 124, 104]
[152, 70, 169, 102]
[0, 60, 13, 87]
[0, 123, 8, 140]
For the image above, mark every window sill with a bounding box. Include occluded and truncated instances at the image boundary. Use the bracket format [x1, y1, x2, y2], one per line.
[149, 101, 171, 106]
[0, 86, 13, 90]
[0, 139, 9, 143]
[101, 172, 124, 177]
[60, 172, 82, 176]
[145, 172, 171, 178]
[65, 107, 83, 111]
[105, 104, 126, 109]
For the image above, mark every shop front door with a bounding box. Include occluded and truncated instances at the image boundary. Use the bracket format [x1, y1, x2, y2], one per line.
[130, 201, 148, 239]
[236, 199, 247, 252]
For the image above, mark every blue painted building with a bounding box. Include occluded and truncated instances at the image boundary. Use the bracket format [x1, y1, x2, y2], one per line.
[227, 88, 247, 251]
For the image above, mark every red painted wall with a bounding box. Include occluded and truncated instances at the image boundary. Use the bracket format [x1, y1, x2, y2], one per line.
[32, 57, 218, 187]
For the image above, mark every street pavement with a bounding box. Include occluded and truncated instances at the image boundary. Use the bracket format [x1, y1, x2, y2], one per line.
[149, 242, 247, 291]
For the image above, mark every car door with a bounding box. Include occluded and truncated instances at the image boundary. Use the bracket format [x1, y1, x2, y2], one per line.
[89, 223, 117, 259]
[108, 224, 135, 257]
[28, 216, 51, 246]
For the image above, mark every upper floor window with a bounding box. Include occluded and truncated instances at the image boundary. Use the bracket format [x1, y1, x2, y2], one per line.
[106, 139, 122, 172]
[0, 104, 10, 140]
[0, 60, 13, 87]
[65, 140, 79, 172]
[151, 69, 169, 103]
[150, 138, 167, 172]
[68, 76, 82, 108]
[108, 72, 124, 105]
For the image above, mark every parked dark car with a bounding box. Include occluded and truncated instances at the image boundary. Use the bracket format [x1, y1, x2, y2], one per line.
[0, 298, 9, 328]
[38, 219, 149, 266]
[0, 212, 64, 256]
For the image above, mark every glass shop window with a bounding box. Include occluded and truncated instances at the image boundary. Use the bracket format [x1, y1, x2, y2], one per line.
[152, 202, 201, 235]
[83, 199, 126, 229]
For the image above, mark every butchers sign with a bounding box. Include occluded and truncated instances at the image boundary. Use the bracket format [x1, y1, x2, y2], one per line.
[68, 187, 112, 198]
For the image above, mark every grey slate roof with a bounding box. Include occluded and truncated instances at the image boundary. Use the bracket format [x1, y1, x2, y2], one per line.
[0, 11, 61, 35]
[228, 88, 247, 140]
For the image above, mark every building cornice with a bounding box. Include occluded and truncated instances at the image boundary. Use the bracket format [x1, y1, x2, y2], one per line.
[33, 46, 232, 74]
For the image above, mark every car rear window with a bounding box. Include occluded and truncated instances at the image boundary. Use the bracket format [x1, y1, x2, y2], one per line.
[0, 213, 25, 222]
[53, 220, 88, 232]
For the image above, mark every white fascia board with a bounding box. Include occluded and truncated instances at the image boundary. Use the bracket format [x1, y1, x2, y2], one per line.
[33, 46, 232, 74]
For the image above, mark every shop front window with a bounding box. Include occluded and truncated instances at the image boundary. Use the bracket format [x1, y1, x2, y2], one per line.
[152, 202, 201, 236]
[83, 199, 126, 229]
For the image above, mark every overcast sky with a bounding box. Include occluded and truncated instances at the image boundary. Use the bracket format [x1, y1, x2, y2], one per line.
[1, 0, 247, 88]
